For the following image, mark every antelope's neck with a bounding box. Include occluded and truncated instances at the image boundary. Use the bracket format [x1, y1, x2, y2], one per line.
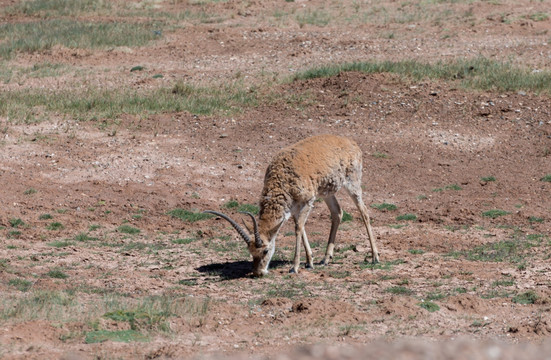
[258, 191, 290, 235]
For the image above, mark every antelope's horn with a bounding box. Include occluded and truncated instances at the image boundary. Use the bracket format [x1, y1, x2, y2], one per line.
[203, 210, 251, 245]
[239, 211, 262, 248]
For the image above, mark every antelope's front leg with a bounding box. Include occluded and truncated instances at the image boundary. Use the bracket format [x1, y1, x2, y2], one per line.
[290, 204, 313, 274]
[301, 228, 314, 269]
[290, 229, 302, 274]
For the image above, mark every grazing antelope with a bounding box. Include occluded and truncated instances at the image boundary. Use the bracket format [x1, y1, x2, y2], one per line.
[204, 134, 379, 277]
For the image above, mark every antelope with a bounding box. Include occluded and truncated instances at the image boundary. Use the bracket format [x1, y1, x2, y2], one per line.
[204, 134, 379, 277]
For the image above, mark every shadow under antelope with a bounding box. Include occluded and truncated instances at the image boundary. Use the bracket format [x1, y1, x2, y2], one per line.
[204, 134, 379, 277]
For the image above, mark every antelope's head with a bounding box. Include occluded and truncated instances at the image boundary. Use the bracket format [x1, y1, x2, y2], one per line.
[203, 210, 275, 277]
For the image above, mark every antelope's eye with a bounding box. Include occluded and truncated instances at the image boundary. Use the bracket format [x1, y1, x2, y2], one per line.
[263, 248, 269, 255]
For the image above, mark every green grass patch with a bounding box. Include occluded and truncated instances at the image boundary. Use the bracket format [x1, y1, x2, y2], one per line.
[117, 225, 140, 235]
[47, 269, 68, 279]
[222, 200, 239, 209]
[371, 203, 397, 211]
[396, 213, 417, 221]
[528, 216, 544, 223]
[328, 270, 351, 279]
[492, 278, 515, 287]
[446, 236, 537, 264]
[385, 286, 413, 296]
[0, 290, 76, 321]
[46, 222, 64, 231]
[265, 280, 311, 299]
[7, 230, 22, 239]
[426, 291, 446, 301]
[9, 218, 25, 228]
[103, 308, 169, 332]
[360, 258, 405, 271]
[4, 0, 113, 17]
[541, 174, 551, 182]
[296, 9, 331, 27]
[168, 209, 213, 222]
[74, 232, 98, 242]
[481, 176, 496, 182]
[23, 188, 37, 195]
[433, 184, 462, 192]
[0, 19, 161, 59]
[372, 152, 389, 159]
[39, 213, 53, 220]
[408, 249, 425, 255]
[512, 291, 538, 305]
[529, 12, 549, 22]
[8, 278, 33, 292]
[482, 209, 510, 218]
[236, 203, 259, 215]
[48, 240, 73, 248]
[418, 301, 440, 312]
[292, 58, 551, 94]
[1, 289, 211, 329]
[341, 210, 353, 222]
[172, 238, 195, 245]
[2, 80, 257, 123]
[85, 329, 148, 344]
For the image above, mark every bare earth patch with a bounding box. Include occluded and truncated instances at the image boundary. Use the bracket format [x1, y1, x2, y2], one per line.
[1, 0, 551, 359]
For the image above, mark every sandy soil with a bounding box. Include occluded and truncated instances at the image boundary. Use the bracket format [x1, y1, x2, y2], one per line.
[0, 0, 550, 359]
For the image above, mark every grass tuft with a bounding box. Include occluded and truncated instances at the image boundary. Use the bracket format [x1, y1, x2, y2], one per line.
[47, 222, 64, 231]
[168, 209, 213, 222]
[481, 176, 496, 182]
[74, 232, 98, 242]
[433, 184, 462, 192]
[8, 278, 33, 292]
[0, 19, 161, 59]
[85, 329, 148, 344]
[117, 225, 140, 235]
[9, 218, 25, 228]
[292, 58, 551, 94]
[512, 291, 538, 305]
[47, 269, 69, 279]
[396, 213, 417, 221]
[371, 203, 397, 211]
[236, 203, 260, 215]
[385, 286, 413, 295]
[341, 210, 353, 222]
[482, 209, 510, 218]
[4, 0, 113, 17]
[418, 301, 440, 312]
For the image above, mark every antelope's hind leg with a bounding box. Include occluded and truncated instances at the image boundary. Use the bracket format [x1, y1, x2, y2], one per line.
[344, 183, 380, 264]
[321, 195, 343, 266]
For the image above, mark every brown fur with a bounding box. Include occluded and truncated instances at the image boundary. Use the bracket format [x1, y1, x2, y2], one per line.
[254, 135, 380, 275]
[208, 134, 379, 276]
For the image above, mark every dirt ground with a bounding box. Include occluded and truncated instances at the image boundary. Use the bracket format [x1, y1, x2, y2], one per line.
[0, 0, 550, 359]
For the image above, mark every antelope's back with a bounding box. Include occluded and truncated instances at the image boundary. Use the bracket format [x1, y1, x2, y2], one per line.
[264, 135, 362, 198]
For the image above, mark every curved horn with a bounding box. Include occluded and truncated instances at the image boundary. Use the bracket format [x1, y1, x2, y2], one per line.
[240, 211, 261, 248]
[203, 210, 251, 245]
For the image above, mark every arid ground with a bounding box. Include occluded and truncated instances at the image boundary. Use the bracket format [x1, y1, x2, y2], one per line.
[0, 0, 550, 359]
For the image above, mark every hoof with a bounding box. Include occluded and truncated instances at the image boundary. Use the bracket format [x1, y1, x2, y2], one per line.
[289, 268, 298, 274]
[365, 257, 380, 264]
[305, 263, 314, 270]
